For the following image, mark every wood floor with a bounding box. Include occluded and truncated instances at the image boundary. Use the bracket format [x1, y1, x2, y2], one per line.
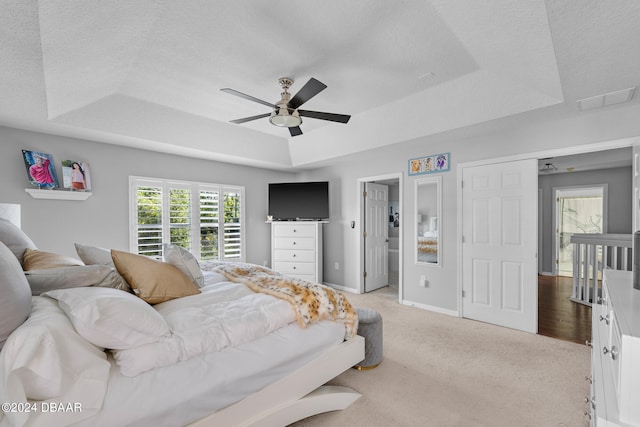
[538, 275, 592, 344]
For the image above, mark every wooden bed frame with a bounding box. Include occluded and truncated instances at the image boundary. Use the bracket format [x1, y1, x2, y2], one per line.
[189, 335, 365, 427]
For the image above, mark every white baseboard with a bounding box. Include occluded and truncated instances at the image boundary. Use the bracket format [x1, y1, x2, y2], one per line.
[539, 271, 555, 276]
[401, 299, 459, 317]
[324, 282, 361, 294]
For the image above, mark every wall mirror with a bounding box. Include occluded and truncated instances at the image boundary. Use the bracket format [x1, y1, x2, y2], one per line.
[415, 176, 442, 266]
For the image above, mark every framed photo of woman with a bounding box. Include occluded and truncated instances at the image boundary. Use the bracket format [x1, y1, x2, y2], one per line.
[61, 160, 91, 191]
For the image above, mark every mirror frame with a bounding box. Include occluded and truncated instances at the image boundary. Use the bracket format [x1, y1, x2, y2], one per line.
[415, 175, 442, 266]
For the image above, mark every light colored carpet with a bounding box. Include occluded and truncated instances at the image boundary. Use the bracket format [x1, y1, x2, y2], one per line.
[292, 289, 591, 427]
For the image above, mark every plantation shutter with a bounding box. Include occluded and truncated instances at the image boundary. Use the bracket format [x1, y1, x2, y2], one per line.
[168, 184, 192, 250]
[199, 187, 220, 260]
[130, 177, 244, 262]
[223, 188, 242, 260]
[135, 181, 163, 257]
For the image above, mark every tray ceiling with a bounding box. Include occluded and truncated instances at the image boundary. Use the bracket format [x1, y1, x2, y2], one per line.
[1, 0, 639, 169]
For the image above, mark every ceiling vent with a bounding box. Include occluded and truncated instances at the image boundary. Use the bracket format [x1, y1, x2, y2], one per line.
[577, 87, 636, 111]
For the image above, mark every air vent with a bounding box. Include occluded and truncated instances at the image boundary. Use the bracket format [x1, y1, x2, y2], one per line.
[577, 87, 636, 111]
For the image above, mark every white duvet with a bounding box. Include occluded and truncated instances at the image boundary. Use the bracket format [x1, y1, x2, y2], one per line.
[0, 274, 300, 427]
[113, 280, 295, 376]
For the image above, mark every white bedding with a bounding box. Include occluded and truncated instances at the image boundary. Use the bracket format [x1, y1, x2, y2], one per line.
[1, 272, 346, 427]
[113, 280, 295, 376]
[79, 320, 344, 427]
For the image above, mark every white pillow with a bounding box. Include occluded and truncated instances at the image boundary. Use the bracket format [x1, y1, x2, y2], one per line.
[163, 244, 204, 287]
[43, 287, 170, 350]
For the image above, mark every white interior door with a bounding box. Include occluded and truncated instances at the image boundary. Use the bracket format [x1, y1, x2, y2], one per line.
[364, 182, 389, 292]
[462, 159, 538, 333]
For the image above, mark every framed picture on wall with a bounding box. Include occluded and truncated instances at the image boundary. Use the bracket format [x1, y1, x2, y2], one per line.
[61, 160, 92, 191]
[408, 152, 450, 176]
[22, 150, 60, 189]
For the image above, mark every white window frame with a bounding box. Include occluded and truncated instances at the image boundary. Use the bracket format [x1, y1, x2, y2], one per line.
[129, 176, 245, 261]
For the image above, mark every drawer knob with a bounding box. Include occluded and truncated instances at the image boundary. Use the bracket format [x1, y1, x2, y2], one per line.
[292, 254, 296, 257]
[599, 314, 610, 325]
[293, 241, 296, 245]
[293, 229, 297, 232]
[293, 266, 297, 270]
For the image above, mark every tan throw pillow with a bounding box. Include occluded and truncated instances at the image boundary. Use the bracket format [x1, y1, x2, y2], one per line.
[110, 249, 199, 304]
[23, 248, 84, 271]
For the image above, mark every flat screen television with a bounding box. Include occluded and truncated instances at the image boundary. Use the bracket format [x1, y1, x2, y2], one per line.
[268, 181, 329, 221]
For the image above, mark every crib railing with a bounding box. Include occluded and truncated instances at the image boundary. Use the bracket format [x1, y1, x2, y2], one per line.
[570, 233, 632, 306]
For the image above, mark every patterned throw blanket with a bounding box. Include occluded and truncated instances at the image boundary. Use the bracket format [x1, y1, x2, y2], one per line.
[215, 263, 358, 339]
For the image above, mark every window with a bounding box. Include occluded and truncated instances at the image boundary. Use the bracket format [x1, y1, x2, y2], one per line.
[130, 176, 244, 261]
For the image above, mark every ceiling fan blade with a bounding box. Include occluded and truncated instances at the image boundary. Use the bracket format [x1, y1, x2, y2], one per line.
[289, 126, 303, 137]
[220, 88, 275, 108]
[288, 78, 327, 109]
[298, 109, 351, 124]
[230, 113, 271, 124]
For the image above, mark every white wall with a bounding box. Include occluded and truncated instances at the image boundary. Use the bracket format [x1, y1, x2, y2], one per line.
[0, 125, 296, 263]
[299, 101, 640, 313]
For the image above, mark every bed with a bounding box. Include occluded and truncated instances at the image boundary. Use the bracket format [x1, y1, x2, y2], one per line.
[0, 218, 364, 427]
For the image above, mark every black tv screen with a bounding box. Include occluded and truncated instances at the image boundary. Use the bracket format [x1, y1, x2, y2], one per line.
[268, 181, 329, 221]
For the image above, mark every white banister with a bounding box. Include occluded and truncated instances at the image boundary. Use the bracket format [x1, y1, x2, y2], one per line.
[570, 233, 632, 306]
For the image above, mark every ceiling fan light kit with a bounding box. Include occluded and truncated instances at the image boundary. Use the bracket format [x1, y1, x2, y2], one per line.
[270, 109, 302, 128]
[269, 78, 302, 127]
[221, 77, 350, 137]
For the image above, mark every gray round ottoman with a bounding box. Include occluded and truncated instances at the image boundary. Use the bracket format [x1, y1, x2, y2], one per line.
[354, 307, 383, 370]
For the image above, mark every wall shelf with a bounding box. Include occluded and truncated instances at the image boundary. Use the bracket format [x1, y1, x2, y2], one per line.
[25, 188, 92, 200]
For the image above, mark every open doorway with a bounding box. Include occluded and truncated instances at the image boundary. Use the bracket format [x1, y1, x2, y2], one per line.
[358, 174, 402, 301]
[553, 186, 606, 277]
[537, 148, 630, 343]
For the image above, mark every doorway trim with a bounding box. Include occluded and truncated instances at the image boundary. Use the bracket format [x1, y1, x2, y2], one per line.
[457, 136, 636, 327]
[357, 172, 403, 303]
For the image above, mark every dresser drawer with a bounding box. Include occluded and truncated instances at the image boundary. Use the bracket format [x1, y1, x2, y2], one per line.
[274, 261, 315, 275]
[272, 223, 316, 237]
[274, 237, 316, 250]
[274, 249, 316, 262]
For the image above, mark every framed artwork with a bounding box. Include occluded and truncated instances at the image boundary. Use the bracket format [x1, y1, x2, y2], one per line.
[61, 160, 91, 191]
[22, 150, 60, 189]
[408, 152, 450, 176]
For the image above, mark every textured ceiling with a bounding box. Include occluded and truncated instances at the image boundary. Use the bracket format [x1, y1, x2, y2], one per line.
[1, 0, 639, 169]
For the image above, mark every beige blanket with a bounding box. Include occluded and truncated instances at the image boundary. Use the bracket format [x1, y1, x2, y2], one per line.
[215, 263, 358, 339]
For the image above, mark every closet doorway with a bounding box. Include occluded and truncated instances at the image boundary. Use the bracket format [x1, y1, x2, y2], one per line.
[358, 173, 402, 301]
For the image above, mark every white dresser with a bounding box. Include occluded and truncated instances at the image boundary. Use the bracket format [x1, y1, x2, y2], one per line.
[590, 269, 640, 426]
[271, 222, 323, 283]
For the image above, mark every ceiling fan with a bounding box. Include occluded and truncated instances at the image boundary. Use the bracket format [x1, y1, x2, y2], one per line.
[221, 77, 351, 137]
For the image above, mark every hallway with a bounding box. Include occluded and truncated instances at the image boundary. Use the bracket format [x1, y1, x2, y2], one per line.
[538, 275, 592, 344]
